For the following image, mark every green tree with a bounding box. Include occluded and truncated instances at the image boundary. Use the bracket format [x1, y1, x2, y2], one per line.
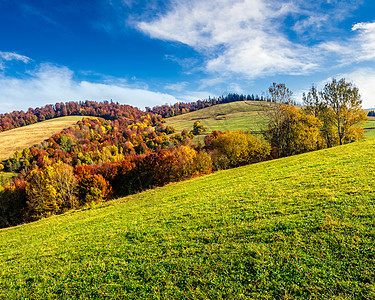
[191, 121, 206, 135]
[266, 83, 294, 157]
[320, 78, 367, 145]
[266, 105, 321, 157]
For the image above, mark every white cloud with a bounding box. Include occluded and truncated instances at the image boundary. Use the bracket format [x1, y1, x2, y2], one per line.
[337, 68, 375, 109]
[0, 63, 178, 113]
[293, 14, 329, 34]
[138, 0, 318, 79]
[0, 51, 30, 70]
[0, 52, 30, 63]
[177, 91, 216, 103]
[351, 21, 375, 61]
[320, 21, 375, 64]
[199, 77, 227, 89]
[164, 81, 188, 92]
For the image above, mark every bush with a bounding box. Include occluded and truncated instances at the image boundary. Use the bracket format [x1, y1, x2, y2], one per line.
[209, 131, 270, 168]
[74, 165, 111, 205]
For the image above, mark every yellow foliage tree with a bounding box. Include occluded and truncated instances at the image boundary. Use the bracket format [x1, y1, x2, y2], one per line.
[211, 131, 270, 167]
[175, 145, 197, 178]
[26, 162, 77, 219]
[320, 78, 367, 145]
[266, 105, 321, 157]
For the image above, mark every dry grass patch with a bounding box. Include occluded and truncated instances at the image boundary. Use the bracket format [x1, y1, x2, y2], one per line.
[0, 116, 84, 161]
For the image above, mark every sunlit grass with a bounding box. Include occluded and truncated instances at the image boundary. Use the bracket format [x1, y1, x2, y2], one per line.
[0, 116, 84, 161]
[1, 138, 374, 298]
[165, 101, 269, 143]
[364, 118, 375, 138]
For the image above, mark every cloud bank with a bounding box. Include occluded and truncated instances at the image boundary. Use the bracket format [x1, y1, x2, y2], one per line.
[137, 0, 375, 82]
[0, 63, 178, 113]
[138, 0, 318, 78]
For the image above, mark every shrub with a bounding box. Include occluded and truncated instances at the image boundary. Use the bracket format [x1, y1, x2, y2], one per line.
[209, 131, 270, 168]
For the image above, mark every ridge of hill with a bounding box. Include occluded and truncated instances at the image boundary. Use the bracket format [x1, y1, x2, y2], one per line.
[0, 100, 152, 135]
[1, 138, 374, 298]
[165, 101, 375, 141]
[164, 101, 269, 142]
[0, 116, 85, 162]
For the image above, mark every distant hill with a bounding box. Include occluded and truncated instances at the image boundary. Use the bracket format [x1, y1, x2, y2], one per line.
[1, 138, 374, 298]
[0, 116, 84, 161]
[364, 116, 375, 138]
[164, 101, 269, 143]
[0, 100, 150, 134]
[165, 101, 375, 141]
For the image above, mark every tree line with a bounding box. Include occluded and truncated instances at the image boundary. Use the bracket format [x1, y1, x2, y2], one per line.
[266, 79, 366, 158]
[0, 100, 152, 133]
[147, 93, 285, 118]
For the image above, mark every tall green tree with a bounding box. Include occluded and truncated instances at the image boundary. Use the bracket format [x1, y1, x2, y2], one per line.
[304, 79, 367, 146]
[266, 83, 294, 157]
[303, 85, 337, 148]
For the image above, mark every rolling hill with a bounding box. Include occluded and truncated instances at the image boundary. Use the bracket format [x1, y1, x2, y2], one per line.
[0, 116, 85, 162]
[364, 116, 375, 138]
[164, 101, 269, 142]
[165, 100, 375, 142]
[1, 138, 374, 299]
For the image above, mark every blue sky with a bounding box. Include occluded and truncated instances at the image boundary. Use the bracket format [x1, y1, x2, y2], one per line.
[0, 0, 375, 113]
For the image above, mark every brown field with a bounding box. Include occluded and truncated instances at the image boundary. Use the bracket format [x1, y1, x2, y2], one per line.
[0, 116, 84, 161]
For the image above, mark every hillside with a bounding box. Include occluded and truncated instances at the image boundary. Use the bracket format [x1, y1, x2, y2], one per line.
[364, 116, 375, 138]
[1, 138, 374, 298]
[0, 116, 84, 161]
[165, 101, 375, 142]
[164, 101, 268, 142]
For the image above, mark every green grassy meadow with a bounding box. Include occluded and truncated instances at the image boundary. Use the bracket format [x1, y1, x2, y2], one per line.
[1, 138, 375, 299]
[364, 117, 375, 138]
[165, 101, 268, 143]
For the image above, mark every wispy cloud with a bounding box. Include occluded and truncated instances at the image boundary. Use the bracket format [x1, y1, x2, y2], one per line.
[351, 21, 375, 61]
[136, 0, 375, 85]
[319, 20, 375, 64]
[0, 51, 30, 63]
[0, 63, 178, 113]
[0, 51, 31, 70]
[336, 68, 375, 109]
[137, 0, 322, 79]
[164, 81, 189, 92]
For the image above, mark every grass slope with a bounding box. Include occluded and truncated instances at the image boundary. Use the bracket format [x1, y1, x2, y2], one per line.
[364, 116, 375, 138]
[166, 101, 374, 142]
[0, 116, 85, 161]
[165, 101, 268, 142]
[1, 139, 375, 299]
